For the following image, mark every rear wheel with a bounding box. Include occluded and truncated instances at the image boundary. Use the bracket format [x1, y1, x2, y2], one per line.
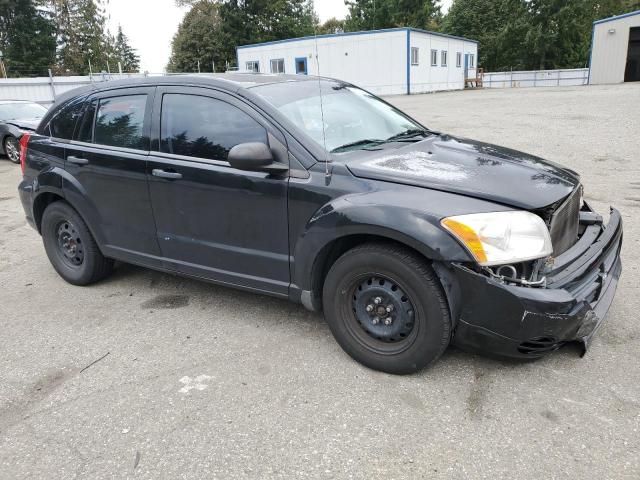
[41, 201, 113, 285]
[322, 243, 451, 374]
[4, 136, 20, 164]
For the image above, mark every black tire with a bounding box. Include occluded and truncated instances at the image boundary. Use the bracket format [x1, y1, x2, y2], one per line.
[322, 243, 451, 374]
[4, 136, 20, 164]
[41, 201, 114, 285]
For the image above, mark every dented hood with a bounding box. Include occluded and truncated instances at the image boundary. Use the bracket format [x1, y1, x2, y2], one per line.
[345, 135, 580, 210]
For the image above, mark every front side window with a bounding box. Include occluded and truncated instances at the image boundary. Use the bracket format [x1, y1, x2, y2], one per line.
[253, 81, 424, 154]
[160, 94, 267, 161]
[49, 98, 85, 139]
[431, 49, 438, 66]
[456, 52, 462, 68]
[94, 95, 147, 150]
[246, 61, 260, 73]
[270, 59, 285, 74]
[441, 51, 448, 67]
[411, 47, 419, 66]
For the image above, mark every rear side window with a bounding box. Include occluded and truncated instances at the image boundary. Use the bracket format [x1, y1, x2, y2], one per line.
[160, 94, 267, 161]
[49, 98, 85, 139]
[94, 95, 147, 150]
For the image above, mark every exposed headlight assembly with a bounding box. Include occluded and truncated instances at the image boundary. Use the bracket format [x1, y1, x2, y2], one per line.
[441, 211, 553, 266]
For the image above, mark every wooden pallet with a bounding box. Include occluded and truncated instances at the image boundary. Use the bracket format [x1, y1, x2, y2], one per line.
[465, 68, 484, 88]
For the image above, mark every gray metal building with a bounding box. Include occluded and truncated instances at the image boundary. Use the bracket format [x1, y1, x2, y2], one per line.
[589, 10, 640, 84]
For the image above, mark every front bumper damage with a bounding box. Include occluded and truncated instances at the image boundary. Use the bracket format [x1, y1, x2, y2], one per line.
[451, 207, 623, 359]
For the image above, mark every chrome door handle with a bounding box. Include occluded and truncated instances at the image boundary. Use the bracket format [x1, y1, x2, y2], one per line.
[152, 169, 182, 180]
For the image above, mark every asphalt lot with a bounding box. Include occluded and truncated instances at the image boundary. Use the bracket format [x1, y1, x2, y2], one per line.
[1, 84, 638, 479]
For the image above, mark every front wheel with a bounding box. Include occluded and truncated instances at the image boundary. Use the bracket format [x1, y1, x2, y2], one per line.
[3, 136, 20, 164]
[41, 201, 114, 285]
[322, 243, 451, 374]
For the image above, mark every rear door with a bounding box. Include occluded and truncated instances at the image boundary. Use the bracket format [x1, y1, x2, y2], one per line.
[147, 86, 290, 295]
[63, 87, 161, 265]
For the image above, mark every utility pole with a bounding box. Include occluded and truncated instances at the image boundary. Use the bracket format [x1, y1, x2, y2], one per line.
[197, 60, 201, 73]
[88, 59, 93, 80]
[118, 61, 123, 77]
[212, 60, 215, 73]
[0, 50, 7, 79]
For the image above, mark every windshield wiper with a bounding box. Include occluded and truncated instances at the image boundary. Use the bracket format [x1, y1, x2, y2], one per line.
[385, 128, 434, 142]
[331, 139, 385, 153]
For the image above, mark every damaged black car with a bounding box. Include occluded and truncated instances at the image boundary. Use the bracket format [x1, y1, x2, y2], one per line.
[17, 75, 622, 374]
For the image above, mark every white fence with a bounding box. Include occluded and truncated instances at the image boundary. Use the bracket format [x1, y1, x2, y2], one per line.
[482, 68, 589, 88]
[0, 73, 152, 105]
[0, 68, 592, 103]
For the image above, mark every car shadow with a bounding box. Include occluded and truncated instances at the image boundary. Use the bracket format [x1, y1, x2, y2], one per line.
[100, 261, 585, 375]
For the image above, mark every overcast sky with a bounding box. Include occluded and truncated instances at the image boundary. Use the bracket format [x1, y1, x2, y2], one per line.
[106, 0, 454, 73]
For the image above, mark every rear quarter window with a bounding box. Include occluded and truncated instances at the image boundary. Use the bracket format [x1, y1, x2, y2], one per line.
[48, 98, 86, 139]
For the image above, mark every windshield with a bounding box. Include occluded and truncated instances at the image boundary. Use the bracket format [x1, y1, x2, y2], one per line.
[252, 80, 427, 153]
[0, 102, 47, 121]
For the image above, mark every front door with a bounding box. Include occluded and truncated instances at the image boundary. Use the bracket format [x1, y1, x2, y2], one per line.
[63, 87, 161, 264]
[295, 57, 308, 75]
[464, 54, 469, 79]
[625, 27, 640, 82]
[147, 87, 290, 295]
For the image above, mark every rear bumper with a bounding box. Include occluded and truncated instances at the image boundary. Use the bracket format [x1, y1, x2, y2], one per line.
[451, 207, 623, 358]
[18, 178, 37, 230]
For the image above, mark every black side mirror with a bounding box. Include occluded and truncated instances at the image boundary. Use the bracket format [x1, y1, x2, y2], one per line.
[227, 142, 288, 173]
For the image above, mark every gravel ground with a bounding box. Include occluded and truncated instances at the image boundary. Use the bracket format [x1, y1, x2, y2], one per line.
[0, 84, 638, 479]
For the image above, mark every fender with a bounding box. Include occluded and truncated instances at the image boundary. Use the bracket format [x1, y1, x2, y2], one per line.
[33, 167, 107, 247]
[0, 123, 26, 153]
[292, 189, 483, 296]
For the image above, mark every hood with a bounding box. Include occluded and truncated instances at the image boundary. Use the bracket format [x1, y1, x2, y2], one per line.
[5, 118, 40, 131]
[345, 135, 580, 210]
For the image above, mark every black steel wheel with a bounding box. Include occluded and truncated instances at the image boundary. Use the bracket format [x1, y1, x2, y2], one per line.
[4, 136, 20, 164]
[41, 201, 113, 285]
[323, 242, 451, 374]
[56, 220, 85, 267]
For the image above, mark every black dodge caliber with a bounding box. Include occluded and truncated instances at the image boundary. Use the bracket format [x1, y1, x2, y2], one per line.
[18, 75, 622, 374]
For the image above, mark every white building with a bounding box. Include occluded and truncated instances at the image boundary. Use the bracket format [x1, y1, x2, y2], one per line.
[589, 10, 640, 84]
[236, 28, 478, 96]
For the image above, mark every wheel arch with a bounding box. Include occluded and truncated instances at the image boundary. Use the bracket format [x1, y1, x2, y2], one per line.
[300, 231, 463, 323]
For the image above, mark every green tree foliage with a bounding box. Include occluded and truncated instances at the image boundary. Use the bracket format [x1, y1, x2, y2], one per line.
[169, 0, 317, 71]
[111, 25, 141, 72]
[317, 17, 346, 34]
[0, 0, 56, 77]
[168, 0, 225, 72]
[52, 0, 139, 74]
[443, 0, 640, 71]
[344, 0, 442, 31]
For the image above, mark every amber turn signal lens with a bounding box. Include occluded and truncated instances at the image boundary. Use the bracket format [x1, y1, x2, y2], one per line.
[441, 218, 488, 264]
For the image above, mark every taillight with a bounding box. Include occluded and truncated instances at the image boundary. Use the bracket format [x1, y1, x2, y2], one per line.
[19, 133, 30, 175]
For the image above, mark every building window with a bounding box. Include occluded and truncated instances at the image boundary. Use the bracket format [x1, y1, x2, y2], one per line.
[441, 51, 448, 67]
[431, 49, 438, 66]
[270, 58, 285, 74]
[456, 52, 462, 68]
[469, 54, 475, 68]
[411, 47, 419, 65]
[246, 61, 260, 73]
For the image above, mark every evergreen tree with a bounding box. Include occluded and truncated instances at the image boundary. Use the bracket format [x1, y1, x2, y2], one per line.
[169, 0, 317, 71]
[168, 0, 225, 73]
[112, 25, 140, 72]
[0, 0, 56, 77]
[344, 0, 442, 31]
